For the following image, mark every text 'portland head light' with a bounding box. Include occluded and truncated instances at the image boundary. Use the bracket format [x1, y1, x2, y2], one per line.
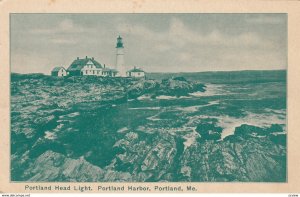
[115, 35, 126, 77]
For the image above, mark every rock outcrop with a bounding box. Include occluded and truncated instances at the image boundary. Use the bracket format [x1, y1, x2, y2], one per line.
[22, 150, 132, 182]
[127, 77, 206, 99]
[10, 73, 286, 182]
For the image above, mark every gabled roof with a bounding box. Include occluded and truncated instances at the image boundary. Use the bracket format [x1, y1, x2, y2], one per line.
[67, 57, 103, 71]
[52, 67, 65, 72]
[127, 67, 145, 73]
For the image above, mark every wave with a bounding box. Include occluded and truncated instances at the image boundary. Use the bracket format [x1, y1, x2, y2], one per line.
[44, 131, 57, 140]
[156, 95, 177, 100]
[182, 128, 200, 150]
[217, 111, 286, 139]
[137, 95, 152, 101]
[189, 84, 230, 97]
[128, 107, 161, 110]
[175, 100, 220, 113]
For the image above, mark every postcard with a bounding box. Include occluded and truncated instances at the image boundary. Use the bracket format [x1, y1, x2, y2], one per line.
[0, 0, 299, 193]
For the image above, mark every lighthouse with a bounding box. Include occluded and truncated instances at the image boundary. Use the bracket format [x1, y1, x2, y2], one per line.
[115, 35, 126, 77]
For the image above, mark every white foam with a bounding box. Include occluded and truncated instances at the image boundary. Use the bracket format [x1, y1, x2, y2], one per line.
[179, 96, 192, 99]
[44, 131, 57, 140]
[146, 115, 162, 121]
[137, 95, 152, 100]
[189, 84, 230, 97]
[183, 128, 200, 150]
[156, 95, 177, 100]
[185, 109, 286, 140]
[175, 106, 200, 112]
[175, 100, 219, 113]
[217, 111, 286, 139]
[128, 107, 161, 110]
[264, 108, 286, 115]
[117, 127, 129, 133]
[59, 112, 80, 119]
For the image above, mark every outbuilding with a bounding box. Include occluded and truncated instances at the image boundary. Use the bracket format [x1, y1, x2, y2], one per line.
[51, 67, 67, 77]
[126, 67, 145, 78]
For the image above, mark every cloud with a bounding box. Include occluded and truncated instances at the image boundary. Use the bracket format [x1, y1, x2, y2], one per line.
[30, 18, 94, 34]
[50, 37, 76, 44]
[168, 18, 270, 48]
[59, 19, 74, 31]
[117, 23, 159, 40]
[178, 52, 193, 61]
[245, 15, 285, 24]
[155, 44, 171, 52]
[118, 17, 271, 50]
[115, 17, 279, 72]
[11, 14, 286, 74]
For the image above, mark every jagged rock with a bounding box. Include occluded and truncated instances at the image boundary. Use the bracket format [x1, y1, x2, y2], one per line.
[181, 134, 286, 182]
[156, 77, 206, 97]
[267, 124, 284, 133]
[23, 150, 133, 182]
[269, 133, 286, 146]
[126, 77, 206, 99]
[196, 123, 223, 141]
[234, 124, 285, 138]
[11, 73, 286, 182]
[23, 151, 105, 181]
[127, 79, 159, 99]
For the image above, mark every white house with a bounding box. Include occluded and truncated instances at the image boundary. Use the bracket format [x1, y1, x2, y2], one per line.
[67, 56, 118, 77]
[51, 67, 67, 77]
[126, 67, 145, 78]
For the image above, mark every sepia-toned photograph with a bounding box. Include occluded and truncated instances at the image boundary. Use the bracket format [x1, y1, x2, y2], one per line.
[9, 13, 287, 183]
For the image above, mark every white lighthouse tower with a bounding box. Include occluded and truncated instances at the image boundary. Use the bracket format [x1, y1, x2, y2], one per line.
[115, 35, 126, 77]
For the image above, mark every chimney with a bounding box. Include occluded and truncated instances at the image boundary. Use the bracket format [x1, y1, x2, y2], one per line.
[77, 57, 79, 60]
[85, 56, 88, 59]
[92, 57, 94, 60]
[104, 64, 106, 68]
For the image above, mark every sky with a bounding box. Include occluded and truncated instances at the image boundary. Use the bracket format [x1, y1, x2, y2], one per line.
[10, 13, 287, 74]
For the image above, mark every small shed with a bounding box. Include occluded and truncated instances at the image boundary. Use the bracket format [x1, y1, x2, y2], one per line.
[102, 68, 119, 77]
[51, 67, 67, 77]
[126, 67, 145, 78]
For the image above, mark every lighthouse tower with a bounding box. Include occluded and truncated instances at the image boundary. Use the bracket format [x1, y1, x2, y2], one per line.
[115, 35, 126, 77]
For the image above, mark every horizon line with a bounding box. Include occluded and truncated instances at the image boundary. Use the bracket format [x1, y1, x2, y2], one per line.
[11, 68, 287, 75]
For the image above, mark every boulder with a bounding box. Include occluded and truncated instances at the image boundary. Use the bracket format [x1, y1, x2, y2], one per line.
[196, 123, 223, 141]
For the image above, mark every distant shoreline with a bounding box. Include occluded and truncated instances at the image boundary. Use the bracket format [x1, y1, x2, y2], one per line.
[11, 69, 287, 76]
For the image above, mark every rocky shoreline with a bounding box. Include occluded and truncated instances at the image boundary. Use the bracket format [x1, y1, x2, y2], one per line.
[10, 73, 286, 182]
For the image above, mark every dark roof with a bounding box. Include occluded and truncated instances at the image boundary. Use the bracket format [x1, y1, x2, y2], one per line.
[102, 68, 118, 73]
[52, 67, 66, 72]
[67, 57, 103, 71]
[127, 67, 145, 73]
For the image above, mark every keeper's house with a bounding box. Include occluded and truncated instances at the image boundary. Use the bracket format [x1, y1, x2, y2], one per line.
[126, 67, 145, 78]
[67, 56, 118, 77]
[51, 67, 67, 77]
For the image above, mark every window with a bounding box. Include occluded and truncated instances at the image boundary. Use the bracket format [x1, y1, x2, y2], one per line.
[93, 70, 95, 74]
[86, 70, 88, 74]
